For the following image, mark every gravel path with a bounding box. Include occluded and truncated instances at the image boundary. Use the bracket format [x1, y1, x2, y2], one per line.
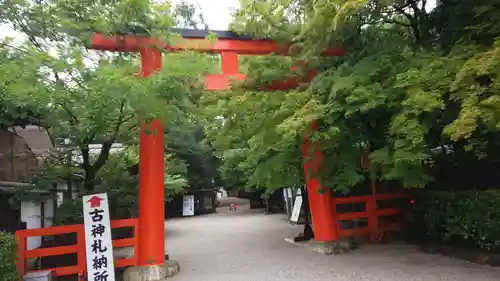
[166, 202, 500, 281]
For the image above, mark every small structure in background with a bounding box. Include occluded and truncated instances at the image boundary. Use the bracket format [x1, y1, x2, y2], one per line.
[0, 126, 79, 248]
[167, 189, 217, 218]
[182, 194, 195, 217]
[282, 187, 294, 219]
[290, 191, 303, 224]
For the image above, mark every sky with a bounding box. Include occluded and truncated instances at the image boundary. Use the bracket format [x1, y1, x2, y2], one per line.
[1, 0, 439, 39]
[0, 0, 239, 40]
[173, 0, 239, 30]
[171, 0, 437, 30]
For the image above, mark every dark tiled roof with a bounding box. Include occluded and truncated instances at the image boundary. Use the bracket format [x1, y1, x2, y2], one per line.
[9, 125, 53, 158]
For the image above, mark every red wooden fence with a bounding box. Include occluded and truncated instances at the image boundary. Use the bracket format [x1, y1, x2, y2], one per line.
[333, 191, 408, 240]
[15, 191, 407, 279]
[15, 218, 138, 279]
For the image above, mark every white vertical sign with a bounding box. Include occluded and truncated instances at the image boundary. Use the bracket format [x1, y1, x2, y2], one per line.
[182, 195, 195, 217]
[290, 196, 303, 223]
[83, 193, 115, 281]
[56, 192, 64, 207]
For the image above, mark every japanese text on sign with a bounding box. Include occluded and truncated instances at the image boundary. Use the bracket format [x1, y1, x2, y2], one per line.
[83, 193, 115, 281]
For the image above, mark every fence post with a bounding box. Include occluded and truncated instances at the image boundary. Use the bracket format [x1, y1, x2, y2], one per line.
[15, 231, 26, 278]
[367, 180, 379, 242]
[331, 198, 340, 240]
[76, 226, 86, 277]
[133, 219, 139, 264]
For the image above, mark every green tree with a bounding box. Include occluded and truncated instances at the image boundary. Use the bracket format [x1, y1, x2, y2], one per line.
[166, 123, 219, 191]
[0, 232, 17, 281]
[204, 0, 500, 194]
[0, 0, 212, 196]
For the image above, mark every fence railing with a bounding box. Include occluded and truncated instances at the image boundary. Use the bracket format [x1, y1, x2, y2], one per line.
[15, 218, 138, 279]
[332, 191, 408, 240]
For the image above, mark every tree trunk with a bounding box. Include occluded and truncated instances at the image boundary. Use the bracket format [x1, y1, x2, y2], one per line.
[65, 150, 73, 200]
[83, 168, 96, 193]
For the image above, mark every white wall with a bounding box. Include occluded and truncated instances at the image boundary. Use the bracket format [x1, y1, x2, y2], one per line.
[55, 182, 77, 205]
[20, 201, 41, 250]
[21, 198, 55, 250]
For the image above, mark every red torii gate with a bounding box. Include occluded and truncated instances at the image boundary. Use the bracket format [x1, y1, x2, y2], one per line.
[89, 28, 343, 272]
[15, 29, 408, 281]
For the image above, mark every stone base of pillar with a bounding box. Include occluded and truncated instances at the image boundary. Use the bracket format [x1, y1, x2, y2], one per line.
[122, 260, 180, 281]
[285, 237, 356, 255]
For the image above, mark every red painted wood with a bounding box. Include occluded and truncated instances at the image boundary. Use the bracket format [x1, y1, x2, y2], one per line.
[336, 212, 369, 220]
[221, 52, 240, 75]
[25, 245, 79, 259]
[76, 227, 86, 277]
[15, 219, 138, 277]
[112, 238, 135, 248]
[203, 72, 318, 91]
[137, 48, 165, 267]
[111, 218, 138, 228]
[332, 192, 408, 242]
[302, 121, 338, 242]
[333, 195, 371, 204]
[16, 224, 81, 237]
[375, 192, 408, 200]
[115, 257, 136, 268]
[204, 74, 246, 90]
[338, 227, 371, 238]
[376, 208, 401, 217]
[50, 265, 81, 276]
[90, 34, 344, 56]
[366, 197, 379, 242]
[15, 232, 26, 276]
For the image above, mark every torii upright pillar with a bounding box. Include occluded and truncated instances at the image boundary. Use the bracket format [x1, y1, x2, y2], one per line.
[89, 36, 176, 280]
[137, 48, 166, 267]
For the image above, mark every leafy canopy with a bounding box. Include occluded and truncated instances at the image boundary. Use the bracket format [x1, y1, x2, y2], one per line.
[0, 0, 216, 201]
[204, 0, 500, 193]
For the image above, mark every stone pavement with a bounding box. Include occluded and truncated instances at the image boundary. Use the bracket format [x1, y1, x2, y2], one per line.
[166, 202, 500, 281]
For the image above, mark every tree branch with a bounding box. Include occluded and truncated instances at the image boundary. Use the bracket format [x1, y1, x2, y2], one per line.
[12, 15, 45, 52]
[117, 113, 135, 126]
[92, 141, 113, 172]
[92, 101, 126, 172]
[408, 0, 423, 20]
[125, 123, 140, 134]
[195, 3, 209, 30]
[393, 3, 422, 45]
[382, 19, 411, 27]
[60, 104, 79, 125]
[393, 4, 414, 23]
[48, 67, 80, 126]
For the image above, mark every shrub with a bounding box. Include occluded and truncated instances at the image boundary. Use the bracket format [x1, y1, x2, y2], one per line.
[420, 190, 500, 251]
[53, 200, 83, 226]
[0, 231, 19, 281]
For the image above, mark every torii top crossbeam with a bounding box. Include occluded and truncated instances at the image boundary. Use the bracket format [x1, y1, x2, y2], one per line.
[90, 29, 344, 90]
[91, 28, 344, 55]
